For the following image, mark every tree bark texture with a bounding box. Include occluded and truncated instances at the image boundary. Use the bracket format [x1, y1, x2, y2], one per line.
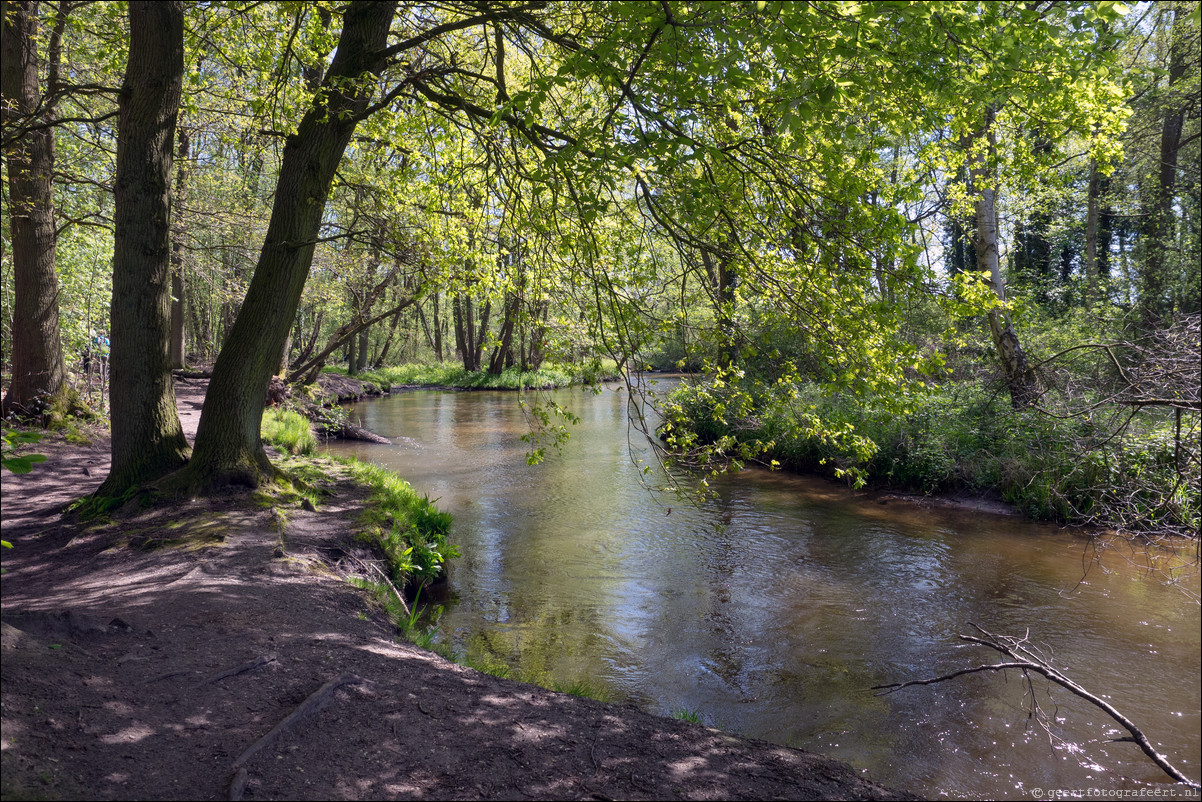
[101, 0, 190, 494]
[169, 126, 190, 369]
[1084, 158, 1100, 304]
[970, 108, 1039, 409]
[189, 1, 397, 489]
[1, 0, 69, 419]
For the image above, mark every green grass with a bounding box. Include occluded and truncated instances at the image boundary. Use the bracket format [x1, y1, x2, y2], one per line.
[552, 678, 611, 702]
[672, 707, 703, 723]
[261, 408, 317, 455]
[376, 359, 619, 391]
[338, 457, 457, 585]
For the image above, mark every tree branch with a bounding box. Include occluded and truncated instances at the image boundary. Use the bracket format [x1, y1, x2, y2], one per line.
[872, 624, 1200, 788]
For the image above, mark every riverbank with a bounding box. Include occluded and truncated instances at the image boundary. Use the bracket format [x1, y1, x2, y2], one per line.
[0, 378, 914, 801]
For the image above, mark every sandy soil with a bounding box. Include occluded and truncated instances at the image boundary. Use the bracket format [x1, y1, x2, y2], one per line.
[1, 379, 915, 801]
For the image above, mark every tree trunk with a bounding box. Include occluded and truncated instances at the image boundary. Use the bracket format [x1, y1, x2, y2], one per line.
[452, 296, 469, 368]
[464, 295, 478, 370]
[168, 126, 190, 369]
[488, 294, 519, 375]
[1140, 3, 1188, 330]
[187, 1, 397, 490]
[99, 0, 190, 495]
[375, 304, 404, 366]
[1097, 175, 1114, 279]
[473, 298, 492, 370]
[432, 292, 443, 361]
[526, 300, 549, 370]
[293, 297, 415, 385]
[289, 308, 323, 371]
[355, 326, 369, 372]
[346, 321, 358, 374]
[970, 107, 1039, 409]
[1, 0, 70, 420]
[1084, 157, 1100, 305]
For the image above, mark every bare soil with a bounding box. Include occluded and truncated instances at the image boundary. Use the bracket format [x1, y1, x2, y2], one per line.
[1, 379, 914, 801]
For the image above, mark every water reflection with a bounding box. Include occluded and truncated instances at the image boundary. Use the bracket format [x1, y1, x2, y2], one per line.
[325, 383, 1201, 799]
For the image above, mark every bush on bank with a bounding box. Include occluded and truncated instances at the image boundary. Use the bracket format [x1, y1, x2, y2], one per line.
[376, 359, 619, 390]
[661, 377, 1199, 538]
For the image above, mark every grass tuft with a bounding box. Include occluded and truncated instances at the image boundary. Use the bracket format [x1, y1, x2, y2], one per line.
[261, 408, 317, 455]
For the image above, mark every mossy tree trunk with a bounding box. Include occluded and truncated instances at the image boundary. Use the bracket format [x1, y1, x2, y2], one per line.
[187, 1, 397, 490]
[1, 0, 72, 421]
[99, 0, 190, 496]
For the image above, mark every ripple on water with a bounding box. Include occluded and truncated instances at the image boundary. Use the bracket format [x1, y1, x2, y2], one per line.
[326, 388, 1202, 800]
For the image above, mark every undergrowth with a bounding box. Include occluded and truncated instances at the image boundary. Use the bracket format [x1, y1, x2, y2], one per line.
[377, 359, 619, 390]
[338, 457, 457, 586]
[662, 377, 1200, 537]
[261, 408, 317, 455]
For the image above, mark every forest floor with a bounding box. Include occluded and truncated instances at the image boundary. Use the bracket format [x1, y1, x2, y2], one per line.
[1, 378, 915, 801]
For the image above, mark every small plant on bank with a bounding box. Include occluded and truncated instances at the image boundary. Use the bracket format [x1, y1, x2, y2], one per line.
[261, 407, 317, 455]
[552, 678, 611, 702]
[339, 457, 458, 587]
[672, 708, 703, 724]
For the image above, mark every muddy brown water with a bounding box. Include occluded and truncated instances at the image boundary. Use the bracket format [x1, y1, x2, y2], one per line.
[323, 378, 1201, 800]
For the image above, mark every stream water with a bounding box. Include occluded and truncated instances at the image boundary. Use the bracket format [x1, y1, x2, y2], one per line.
[323, 379, 1201, 800]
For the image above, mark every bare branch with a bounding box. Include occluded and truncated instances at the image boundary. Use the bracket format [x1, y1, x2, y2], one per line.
[872, 624, 1200, 788]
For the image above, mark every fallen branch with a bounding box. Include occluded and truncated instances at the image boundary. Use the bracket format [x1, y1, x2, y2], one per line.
[353, 555, 412, 619]
[227, 673, 364, 800]
[872, 623, 1199, 788]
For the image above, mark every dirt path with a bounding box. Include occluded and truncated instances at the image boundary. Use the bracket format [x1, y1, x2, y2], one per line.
[1, 380, 914, 801]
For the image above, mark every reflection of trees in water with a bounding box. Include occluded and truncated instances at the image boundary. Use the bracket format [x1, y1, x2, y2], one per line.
[458, 605, 609, 691]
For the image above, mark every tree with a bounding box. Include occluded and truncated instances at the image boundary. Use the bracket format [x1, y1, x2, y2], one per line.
[99, 0, 189, 494]
[1137, 1, 1198, 328]
[968, 108, 1039, 408]
[1, 0, 73, 420]
[75, 0, 1133, 495]
[186, 0, 400, 489]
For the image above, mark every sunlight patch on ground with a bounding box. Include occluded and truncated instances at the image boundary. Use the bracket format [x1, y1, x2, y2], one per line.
[100, 724, 155, 744]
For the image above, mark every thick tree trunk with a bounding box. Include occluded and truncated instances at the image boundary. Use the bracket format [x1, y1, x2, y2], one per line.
[187, 1, 397, 490]
[1, 0, 70, 420]
[99, 0, 190, 495]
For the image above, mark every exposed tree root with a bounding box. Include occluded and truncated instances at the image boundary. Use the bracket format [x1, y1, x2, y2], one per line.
[227, 673, 365, 800]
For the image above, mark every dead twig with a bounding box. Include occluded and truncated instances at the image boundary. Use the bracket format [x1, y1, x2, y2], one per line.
[872, 623, 1199, 788]
[352, 555, 412, 619]
[192, 653, 278, 690]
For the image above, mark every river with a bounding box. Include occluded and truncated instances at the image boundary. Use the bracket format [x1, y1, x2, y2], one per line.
[323, 378, 1201, 800]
